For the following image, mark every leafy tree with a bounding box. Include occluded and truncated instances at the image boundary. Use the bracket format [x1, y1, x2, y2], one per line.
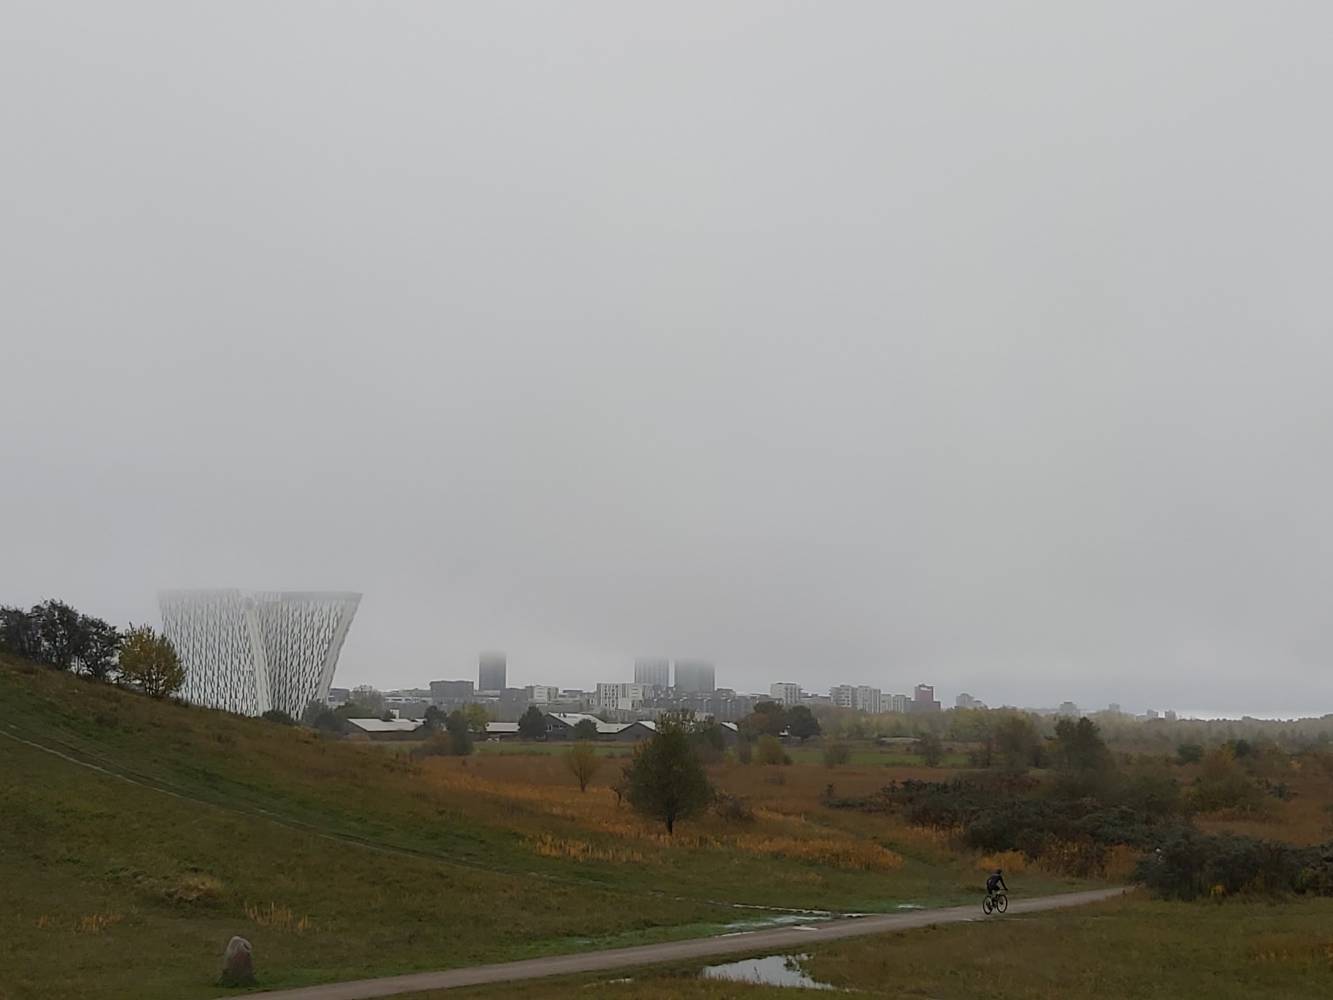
[573, 718, 599, 740]
[917, 731, 944, 766]
[350, 685, 385, 715]
[302, 700, 343, 733]
[334, 701, 379, 719]
[77, 617, 122, 680]
[445, 709, 474, 755]
[30, 599, 83, 669]
[261, 709, 296, 725]
[423, 705, 447, 730]
[564, 741, 602, 791]
[994, 715, 1042, 771]
[117, 625, 184, 698]
[462, 703, 490, 733]
[518, 705, 547, 740]
[786, 705, 821, 742]
[1176, 743, 1204, 765]
[741, 701, 787, 738]
[1, 600, 121, 678]
[626, 711, 713, 834]
[1054, 717, 1111, 773]
[0, 605, 42, 659]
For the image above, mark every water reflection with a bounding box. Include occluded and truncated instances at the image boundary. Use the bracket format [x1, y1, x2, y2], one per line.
[700, 953, 834, 990]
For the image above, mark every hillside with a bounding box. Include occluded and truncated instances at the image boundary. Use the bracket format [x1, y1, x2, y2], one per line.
[0, 655, 1093, 999]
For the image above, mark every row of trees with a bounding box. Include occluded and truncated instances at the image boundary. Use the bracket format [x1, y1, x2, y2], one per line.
[0, 599, 184, 698]
[821, 702, 1333, 751]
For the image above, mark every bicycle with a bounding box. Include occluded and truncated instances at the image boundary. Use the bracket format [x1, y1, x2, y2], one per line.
[981, 892, 1008, 915]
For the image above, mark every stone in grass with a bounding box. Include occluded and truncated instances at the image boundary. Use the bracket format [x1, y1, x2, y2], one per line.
[219, 935, 256, 987]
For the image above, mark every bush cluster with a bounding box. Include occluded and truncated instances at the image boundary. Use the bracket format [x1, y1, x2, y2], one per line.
[1136, 829, 1333, 900]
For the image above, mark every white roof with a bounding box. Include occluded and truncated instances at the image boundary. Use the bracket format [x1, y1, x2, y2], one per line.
[345, 718, 422, 733]
[485, 722, 520, 733]
[550, 713, 630, 734]
[722, 722, 739, 732]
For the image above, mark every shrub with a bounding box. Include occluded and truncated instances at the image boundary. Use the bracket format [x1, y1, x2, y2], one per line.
[917, 732, 944, 766]
[713, 793, 756, 823]
[823, 742, 852, 768]
[755, 735, 788, 766]
[564, 741, 602, 792]
[736, 737, 753, 764]
[1190, 747, 1265, 813]
[165, 873, 224, 907]
[1136, 830, 1323, 900]
[261, 709, 296, 726]
[410, 730, 458, 757]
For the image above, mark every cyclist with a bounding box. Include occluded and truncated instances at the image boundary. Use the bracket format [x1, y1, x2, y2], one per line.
[985, 869, 1008, 900]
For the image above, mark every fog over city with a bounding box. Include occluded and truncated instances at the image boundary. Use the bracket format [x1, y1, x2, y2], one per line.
[5, 3, 1333, 718]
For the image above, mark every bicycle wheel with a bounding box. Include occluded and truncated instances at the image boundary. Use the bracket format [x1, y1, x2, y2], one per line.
[996, 893, 1008, 913]
[981, 896, 993, 915]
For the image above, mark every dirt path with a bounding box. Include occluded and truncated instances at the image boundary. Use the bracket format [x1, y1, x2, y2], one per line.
[248, 887, 1126, 999]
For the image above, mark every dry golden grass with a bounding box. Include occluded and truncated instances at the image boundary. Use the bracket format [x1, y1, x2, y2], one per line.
[1195, 761, 1333, 846]
[244, 902, 313, 934]
[418, 756, 906, 871]
[76, 913, 124, 934]
[525, 834, 645, 864]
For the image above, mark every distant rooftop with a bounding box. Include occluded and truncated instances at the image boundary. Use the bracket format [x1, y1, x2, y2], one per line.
[344, 718, 422, 733]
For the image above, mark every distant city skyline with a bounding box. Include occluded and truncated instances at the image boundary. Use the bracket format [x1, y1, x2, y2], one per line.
[330, 653, 1311, 722]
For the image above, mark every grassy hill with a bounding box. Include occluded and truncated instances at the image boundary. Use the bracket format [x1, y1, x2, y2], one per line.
[0, 654, 1092, 999]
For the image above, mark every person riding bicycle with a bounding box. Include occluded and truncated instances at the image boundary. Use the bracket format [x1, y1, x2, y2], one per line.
[985, 869, 1008, 899]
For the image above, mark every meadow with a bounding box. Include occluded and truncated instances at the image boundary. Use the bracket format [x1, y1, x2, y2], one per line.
[0, 656, 1088, 999]
[7, 649, 1332, 998]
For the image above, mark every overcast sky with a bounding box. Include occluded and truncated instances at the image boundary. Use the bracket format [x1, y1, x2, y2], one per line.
[4, 3, 1332, 718]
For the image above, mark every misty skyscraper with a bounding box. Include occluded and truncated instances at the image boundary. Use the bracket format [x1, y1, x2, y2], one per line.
[479, 651, 506, 692]
[634, 657, 670, 690]
[673, 660, 715, 694]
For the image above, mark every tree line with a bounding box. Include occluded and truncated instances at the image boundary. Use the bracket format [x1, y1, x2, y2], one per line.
[0, 598, 184, 698]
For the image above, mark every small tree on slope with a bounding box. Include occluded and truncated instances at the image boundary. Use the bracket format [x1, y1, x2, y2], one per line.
[626, 712, 712, 835]
[118, 625, 184, 699]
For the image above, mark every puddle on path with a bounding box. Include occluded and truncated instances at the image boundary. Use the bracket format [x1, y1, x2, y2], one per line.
[700, 953, 835, 990]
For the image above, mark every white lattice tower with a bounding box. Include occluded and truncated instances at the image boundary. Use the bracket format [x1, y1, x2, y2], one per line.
[159, 589, 360, 717]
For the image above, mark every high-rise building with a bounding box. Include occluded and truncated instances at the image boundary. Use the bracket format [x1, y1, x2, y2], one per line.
[771, 682, 803, 706]
[911, 684, 941, 713]
[955, 692, 985, 710]
[829, 684, 854, 709]
[479, 651, 506, 692]
[526, 685, 560, 704]
[595, 682, 645, 711]
[674, 659, 715, 693]
[889, 693, 910, 713]
[855, 686, 883, 714]
[634, 657, 670, 690]
[160, 588, 361, 717]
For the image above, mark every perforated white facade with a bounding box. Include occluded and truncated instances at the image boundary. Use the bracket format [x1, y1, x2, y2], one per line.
[160, 589, 361, 717]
